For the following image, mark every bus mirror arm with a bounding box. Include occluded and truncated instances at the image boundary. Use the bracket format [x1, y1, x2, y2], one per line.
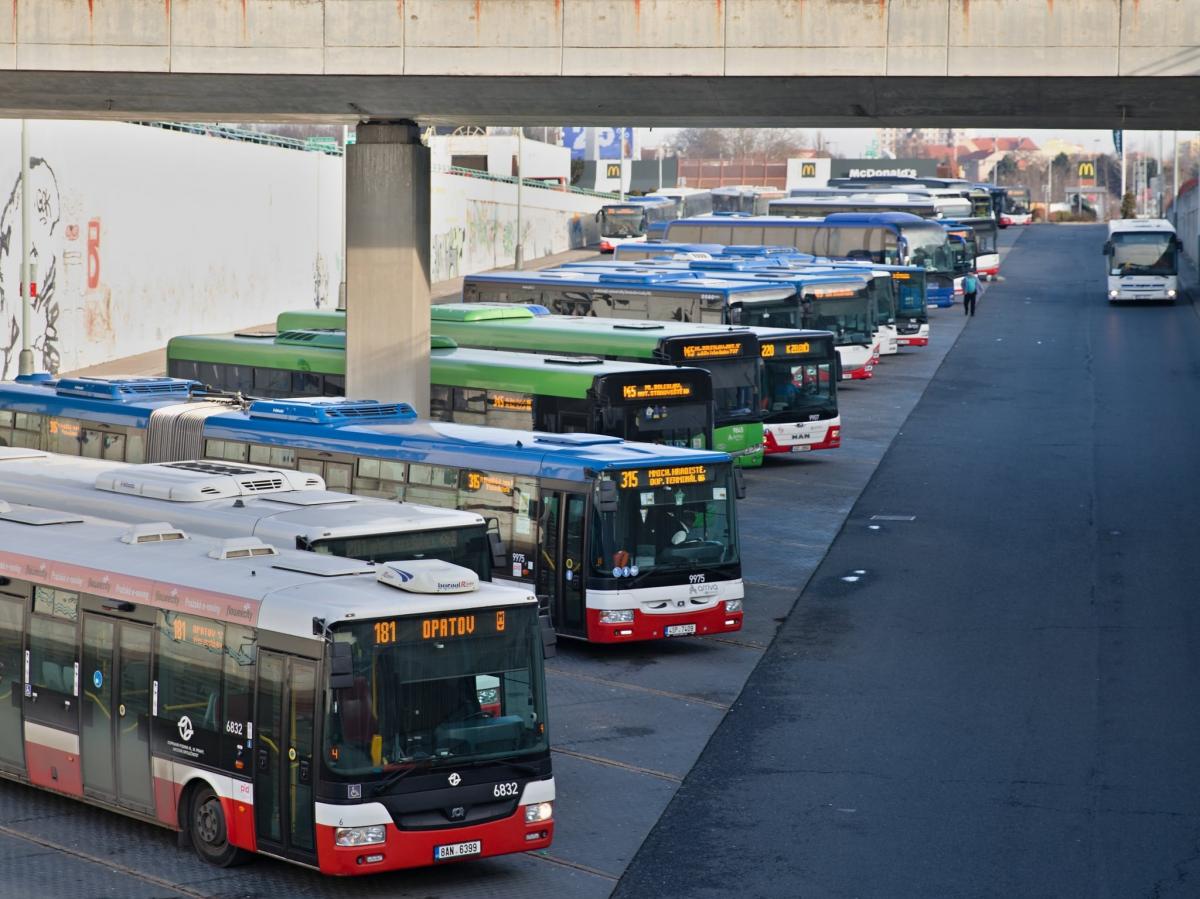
[484, 517, 508, 569]
[1102, 241, 1113, 256]
[328, 641, 354, 691]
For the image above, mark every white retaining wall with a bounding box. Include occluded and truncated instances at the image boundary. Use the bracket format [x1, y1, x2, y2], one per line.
[431, 173, 602, 283]
[1172, 188, 1199, 269]
[0, 120, 603, 378]
[0, 120, 344, 378]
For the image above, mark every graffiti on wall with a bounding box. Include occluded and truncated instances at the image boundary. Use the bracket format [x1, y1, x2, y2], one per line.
[432, 226, 466, 282]
[0, 157, 62, 378]
[313, 253, 330, 308]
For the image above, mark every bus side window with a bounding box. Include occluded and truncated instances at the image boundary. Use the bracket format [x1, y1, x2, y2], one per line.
[125, 430, 147, 463]
[429, 386, 453, 421]
[157, 612, 224, 743]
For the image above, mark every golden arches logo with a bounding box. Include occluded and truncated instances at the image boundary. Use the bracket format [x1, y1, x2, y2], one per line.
[801, 163, 817, 178]
[1078, 161, 1096, 178]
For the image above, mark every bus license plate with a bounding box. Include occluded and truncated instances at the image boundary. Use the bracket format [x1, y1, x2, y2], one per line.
[665, 624, 696, 637]
[435, 840, 482, 861]
[791, 445, 811, 453]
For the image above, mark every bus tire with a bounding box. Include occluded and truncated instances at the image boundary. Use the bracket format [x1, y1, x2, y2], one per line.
[189, 785, 251, 867]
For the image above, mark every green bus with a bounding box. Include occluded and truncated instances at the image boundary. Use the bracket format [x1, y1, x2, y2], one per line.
[165, 330, 716, 450]
[274, 307, 766, 467]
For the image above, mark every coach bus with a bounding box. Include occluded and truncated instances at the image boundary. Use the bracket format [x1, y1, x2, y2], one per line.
[1104, 219, 1181, 302]
[0, 500, 552, 873]
[430, 304, 841, 456]
[665, 212, 958, 307]
[943, 217, 1001, 279]
[711, 186, 788, 215]
[166, 331, 716, 452]
[596, 196, 677, 253]
[0, 376, 745, 644]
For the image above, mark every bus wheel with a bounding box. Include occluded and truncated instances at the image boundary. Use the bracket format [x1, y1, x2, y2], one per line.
[190, 785, 250, 867]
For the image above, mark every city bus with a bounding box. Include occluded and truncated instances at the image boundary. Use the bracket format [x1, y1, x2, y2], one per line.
[711, 186, 788, 215]
[0, 447, 506, 580]
[596, 196, 677, 253]
[612, 242, 810, 263]
[0, 498, 552, 873]
[166, 331, 716, 451]
[999, 187, 1032, 225]
[1104, 219, 1181, 302]
[943, 217, 1001, 279]
[648, 188, 714, 218]
[0, 376, 745, 644]
[431, 305, 841, 456]
[664, 212, 958, 307]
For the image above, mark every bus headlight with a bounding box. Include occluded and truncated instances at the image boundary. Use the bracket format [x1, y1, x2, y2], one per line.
[1109, 290, 1119, 298]
[1168, 289, 1177, 298]
[335, 825, 386, 847]
[724, 599, 743, 613]
[599, 609, 634, 624]
[525, 801, 554, 824]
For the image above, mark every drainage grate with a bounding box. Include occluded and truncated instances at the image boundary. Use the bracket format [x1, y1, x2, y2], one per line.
[870, 515, 916, 522]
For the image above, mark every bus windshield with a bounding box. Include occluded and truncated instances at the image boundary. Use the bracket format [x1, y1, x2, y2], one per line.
[761, 357, 836, 423]
[604, 401, 712, 448]
[592, 468, 739, 581]
[600, 208, 647, 239]
[707, 359, 761, 424]
[310, 526, 493, 579]
[1111, 233, 1178, 276]
[324, 605, 547, 783]
[901, 225, 955, 275]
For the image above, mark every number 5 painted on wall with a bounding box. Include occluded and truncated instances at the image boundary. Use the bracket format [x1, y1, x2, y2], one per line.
[87, 219, 101, 289]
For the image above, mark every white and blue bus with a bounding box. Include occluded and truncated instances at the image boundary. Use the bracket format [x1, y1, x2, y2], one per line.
[0, 376, 745, 645]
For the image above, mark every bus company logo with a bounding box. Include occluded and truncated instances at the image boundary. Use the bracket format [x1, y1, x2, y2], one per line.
[448, 773, 462, 787]
[226, 604, 254, 622]
[392, 568, 414, 583]
[87, 576, 110, 591]
[801, 163, 817, 178]
[178, 716, 194, 742]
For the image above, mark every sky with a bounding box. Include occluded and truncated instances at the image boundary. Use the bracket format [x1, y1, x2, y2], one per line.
[640, 128, 1199, 158]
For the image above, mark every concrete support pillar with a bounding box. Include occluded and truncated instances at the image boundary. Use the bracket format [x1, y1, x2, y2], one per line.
[345, 121, 431, 415]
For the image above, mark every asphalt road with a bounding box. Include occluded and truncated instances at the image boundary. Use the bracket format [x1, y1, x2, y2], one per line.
[615, 223, 1200, 899]
[0, 236, 1014, 898]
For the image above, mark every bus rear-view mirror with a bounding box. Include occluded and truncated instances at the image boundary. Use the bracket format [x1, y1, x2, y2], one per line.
[597, 480, 619, 513]
[329, 642, 354, 690]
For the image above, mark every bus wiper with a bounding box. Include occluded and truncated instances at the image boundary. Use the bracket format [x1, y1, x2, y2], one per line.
[372, 759, 433, 795]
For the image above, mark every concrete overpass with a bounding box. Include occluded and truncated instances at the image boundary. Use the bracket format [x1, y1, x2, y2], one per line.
[3, 0, 1199, 405]
[0, 0, 1197, 128]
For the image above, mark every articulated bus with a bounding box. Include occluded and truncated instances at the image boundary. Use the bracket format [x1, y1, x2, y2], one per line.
[1104, 219, 1181, 302]
[0, 377, 744, 644]
[665, 213, 958, 307]
[0, 500, 551, 873]
[167, 331, 716, 452]
[430, 305, 841, 457]
[596, 196, 677, 253]
[556, 257, 887, 370]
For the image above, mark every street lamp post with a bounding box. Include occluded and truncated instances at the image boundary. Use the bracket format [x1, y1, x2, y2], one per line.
[515, 127, 524, 270]
[18, 120, 33, 377]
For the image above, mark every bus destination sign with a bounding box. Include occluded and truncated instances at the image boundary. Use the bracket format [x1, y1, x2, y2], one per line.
[764, 341, 812, 357]
[462, 470, 515, 495]
[681, 342, 744, 360]
[488, 393, 533, 412]
[621, 382, 693, 400]
[372, 610, 509, 644]
[617, 464, 710, 489]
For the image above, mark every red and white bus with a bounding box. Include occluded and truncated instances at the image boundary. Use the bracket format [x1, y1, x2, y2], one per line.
[0, 501, 552, 874]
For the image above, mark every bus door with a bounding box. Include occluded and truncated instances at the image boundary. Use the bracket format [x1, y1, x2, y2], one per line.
[535, 492, 588, 639]
[253, 652, 318, 864]
[80, 616, 154, 811]
[0, 589, 25, 773]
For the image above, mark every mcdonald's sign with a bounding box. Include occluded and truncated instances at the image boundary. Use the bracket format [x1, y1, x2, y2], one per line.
[801, 162, 817, 178]
[1078, 160, 1096, 185]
